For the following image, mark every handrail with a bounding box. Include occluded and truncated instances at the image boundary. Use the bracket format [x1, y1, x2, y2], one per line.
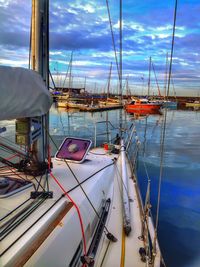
[95, 120, 118, 130]
[94, 120, 119, 147]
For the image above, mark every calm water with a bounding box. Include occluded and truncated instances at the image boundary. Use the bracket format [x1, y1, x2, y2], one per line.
[132, 110, 200, 267]
[50, 106, 200, 267]
[1, 106, 200, 267]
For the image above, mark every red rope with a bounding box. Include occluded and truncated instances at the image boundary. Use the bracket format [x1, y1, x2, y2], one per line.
[48, 146, 87, 266]
[49, 172, 87, 257]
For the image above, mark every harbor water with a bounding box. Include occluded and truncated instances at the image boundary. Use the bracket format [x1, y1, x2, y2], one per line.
[1, 106, 200, 267]
[50, 106, 200, 267]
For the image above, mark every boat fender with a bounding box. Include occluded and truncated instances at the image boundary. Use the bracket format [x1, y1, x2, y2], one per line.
[139, 247, 146, 262]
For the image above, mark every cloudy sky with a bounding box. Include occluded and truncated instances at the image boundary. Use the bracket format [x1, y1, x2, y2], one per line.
[0, 0, 199, 96]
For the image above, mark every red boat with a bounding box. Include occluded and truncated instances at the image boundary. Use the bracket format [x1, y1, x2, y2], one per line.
[125, 97, 162, 113]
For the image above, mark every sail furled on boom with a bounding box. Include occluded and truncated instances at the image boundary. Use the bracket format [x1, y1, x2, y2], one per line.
[0, 66, 52, 120]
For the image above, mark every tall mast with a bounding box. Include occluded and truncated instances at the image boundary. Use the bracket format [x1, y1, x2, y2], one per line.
[68, 52, 73, 96]
[119, 0, 123, 136]
[107, 62, 112, 99]
[166, 0, 178, 99]
[147, 56, 151, 97]
[31, 0, 49, 84]
[164, 52, 169, 99]
[84, 76, 87, 93]
[31, 0, 49, 162]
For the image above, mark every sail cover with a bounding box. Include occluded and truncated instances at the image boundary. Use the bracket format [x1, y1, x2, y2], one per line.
[0, 66, 52, 120]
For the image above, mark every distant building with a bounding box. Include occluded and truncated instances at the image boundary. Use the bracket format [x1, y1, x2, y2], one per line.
[55, 87, 85, 95]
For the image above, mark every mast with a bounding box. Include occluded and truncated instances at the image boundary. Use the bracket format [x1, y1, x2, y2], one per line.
[107, 62, 112, 99]
[119, 0, 132, 236]
[152, 61, 161, 97]
[31, 0, 49, 84]
[147, 56, 151, 97]
[68, 52, 73, 96]
[119, 0, 123, 135]
[31, 0, 49, 162]
[125, 75, 129, 97]
[166, 0, 178, 99]
[84, 76, 87, 94]
[164, 52, 169, 99]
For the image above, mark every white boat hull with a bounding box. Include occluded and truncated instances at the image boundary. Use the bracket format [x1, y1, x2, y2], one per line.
[1, 146, 162, 267]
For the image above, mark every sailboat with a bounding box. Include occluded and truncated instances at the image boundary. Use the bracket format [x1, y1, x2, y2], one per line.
[185, 92, 200, 109]
[99, 63, 121, 108]
[161, 54, 177, 108]
[0, 1, 164, 266]
[125, 57, 162, 114]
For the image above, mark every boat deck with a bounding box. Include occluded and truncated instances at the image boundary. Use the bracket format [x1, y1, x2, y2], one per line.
[95, 150, 148, 267]
[0, 146, 161, 267]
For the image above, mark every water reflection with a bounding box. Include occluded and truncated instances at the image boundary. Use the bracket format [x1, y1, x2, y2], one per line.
[126, 109, 163, 121]
[126, 109, 162, 116]
[134, 109, 200, 267]
[0, 106, 200, 267]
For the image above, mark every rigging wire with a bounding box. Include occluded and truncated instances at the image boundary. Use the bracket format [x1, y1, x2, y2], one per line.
[153, 0, 178, 255]
[0, 137, 27, 154]
[151, 62, 161, 97]
[105, 0, 120, 79]
[49, 69, 56, 89]
[62, 51, 73, 89]
[46, 129, 116, 239]
[166, 0, 178, 99]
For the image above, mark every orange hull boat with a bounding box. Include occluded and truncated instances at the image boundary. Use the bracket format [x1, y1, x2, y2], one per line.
[125, 98, 162, 113]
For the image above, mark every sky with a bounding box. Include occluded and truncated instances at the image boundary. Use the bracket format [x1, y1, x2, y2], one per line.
[0, 0, 200, 96]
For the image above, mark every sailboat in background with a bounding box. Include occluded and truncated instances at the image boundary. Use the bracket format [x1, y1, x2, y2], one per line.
[125, 58, 162, 113]
[146, 56, 177, 109]
[0, 1, 164, 266]
[162, 53, 177, 108]
[185, 92, 200, 109]
[99, 62, 121, 108]
[185, 100, 200, 109]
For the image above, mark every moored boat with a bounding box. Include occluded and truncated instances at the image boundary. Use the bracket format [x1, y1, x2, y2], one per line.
[162, 100, 177, 108]
[125, 97, 162, 113]
[99, 97, 121, 107]
[185, 100, 200, 108]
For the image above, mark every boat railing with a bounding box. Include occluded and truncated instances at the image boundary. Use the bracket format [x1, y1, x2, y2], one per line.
[94, 120, 119, 147]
